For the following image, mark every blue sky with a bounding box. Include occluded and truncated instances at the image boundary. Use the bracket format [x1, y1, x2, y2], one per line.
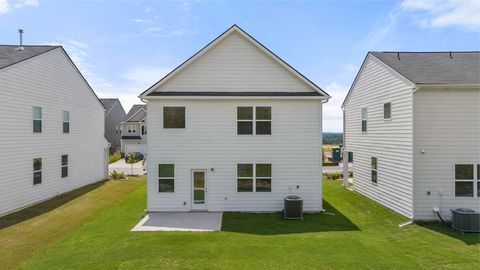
[1, 0, 479, 131]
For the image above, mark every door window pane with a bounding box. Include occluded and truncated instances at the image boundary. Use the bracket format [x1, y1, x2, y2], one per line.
[193, 171, 205, 204]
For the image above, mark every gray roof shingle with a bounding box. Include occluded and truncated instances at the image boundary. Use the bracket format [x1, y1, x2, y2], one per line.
[371, 51, 480, 85]
[0, 45, 60, 70]
[124, 104, 147, 122]
[99, 98, 118, 112]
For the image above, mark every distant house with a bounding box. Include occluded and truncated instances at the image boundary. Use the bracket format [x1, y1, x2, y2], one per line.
[0, 45, 109, 217]
[139, 25, 330, 212]
[100, 98, 126, 153]
[121, 104, 147, 155]
[342, 51, 479, 220]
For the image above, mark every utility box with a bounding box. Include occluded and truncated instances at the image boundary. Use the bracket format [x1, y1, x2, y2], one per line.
[331, 147, 341, 162]
[284, 195, 303, 220]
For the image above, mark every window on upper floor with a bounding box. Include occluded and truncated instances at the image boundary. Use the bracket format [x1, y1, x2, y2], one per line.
[454, 164, 476, 197]
[142, 125, 147, 135]
[163, 107, 185, 129]
[63, 111, 70, 133]
[237, 106, 271, 135]
[371, 157, 377, 183]
[33, 158, 42, 185]
[361, 108, 367, 132]
[384, 103, 391, 120]
[128, 125, 136, 134]
[33, 106, 42, 133]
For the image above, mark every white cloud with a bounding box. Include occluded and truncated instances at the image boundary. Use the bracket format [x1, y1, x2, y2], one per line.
[402, 0, 480, 31]
[359, 10, 401, 49]
[0, 0, 38, 14]
[123, 66, 171, 87]
[323, 82, 349, 132]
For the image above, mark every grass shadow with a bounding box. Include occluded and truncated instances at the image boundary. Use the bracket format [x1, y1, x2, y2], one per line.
[416, 221, 480, 245]
[221, 200, 359, 235]
[0, 180, 106, 230]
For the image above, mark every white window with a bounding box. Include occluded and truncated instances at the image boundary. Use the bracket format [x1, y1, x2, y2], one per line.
[163, 107, 185, 129]
[361, 108, 367, 132]
[33, 158, 42, 185]
[63, 111, 70, 133]
[454, 164, 477, 197]
[237, 107, 271, 135]
[61, 155, 68, 178]
[237, 163, 272, 192]
[384, 103, 391, 119]
[128, 125, 136, 133]
[33, 106, 42, 133]
[371, 157, 377, 183]
[158, 164, 174, 192]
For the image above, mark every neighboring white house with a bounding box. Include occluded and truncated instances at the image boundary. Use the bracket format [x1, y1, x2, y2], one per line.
[121, 104, 147, 155]
[342, 51, 479, 220]
[139, 25, 330, 212]
[0, 45, 109, 217]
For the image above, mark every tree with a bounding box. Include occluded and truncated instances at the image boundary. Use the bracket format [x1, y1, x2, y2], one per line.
[127, 152, 136, 175]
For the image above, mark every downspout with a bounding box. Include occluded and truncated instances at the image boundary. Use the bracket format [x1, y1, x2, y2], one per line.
[342, 106, 349, 187]
[320, 98, 329, 211]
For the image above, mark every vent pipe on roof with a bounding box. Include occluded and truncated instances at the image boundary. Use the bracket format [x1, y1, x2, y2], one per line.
[449, 51, 453, 59]
[397, 52, 400, 60]
[15, 29, 24, 51]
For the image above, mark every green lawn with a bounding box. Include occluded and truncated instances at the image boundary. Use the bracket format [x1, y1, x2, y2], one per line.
[1, 177, 478, 270]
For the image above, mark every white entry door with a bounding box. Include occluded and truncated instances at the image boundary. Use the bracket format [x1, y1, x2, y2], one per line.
[192, 170, 207, 210]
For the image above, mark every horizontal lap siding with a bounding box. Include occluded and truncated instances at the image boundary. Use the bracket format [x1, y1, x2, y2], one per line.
[0, 49, 107, 216]
[344, 55, 414, 218]
[158, 32, 313, 93]
[414, 87, 480, 220]
[147, 99, 322, 212]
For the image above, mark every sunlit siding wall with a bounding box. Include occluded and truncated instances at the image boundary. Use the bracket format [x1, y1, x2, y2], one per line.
[343, 55, 415, 218]
[147, 99, 323, 212]
[413, 87, 480, 220]
[0, 48, 107, 216]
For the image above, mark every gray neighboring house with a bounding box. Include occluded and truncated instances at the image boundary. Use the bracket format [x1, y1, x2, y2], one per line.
[100, 98, 126, 153]
[342, 51, 479, 221]
[121, 104, 147, 155]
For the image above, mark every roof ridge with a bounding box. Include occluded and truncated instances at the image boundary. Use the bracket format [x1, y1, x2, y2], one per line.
[371, 51, 480, 53]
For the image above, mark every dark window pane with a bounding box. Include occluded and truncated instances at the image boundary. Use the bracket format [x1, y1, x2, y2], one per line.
[33, 120, 42, 133]
[33, 172, 42, 185]
[478, 182, 480, 197]
[256, 164, 271, 177]
[63, 122, 69, 133]
[237, 178, 253, 192]
[256, 178, 271, 192]
[33, 158, 42, 171]
[371, 170, 377, 183]
[159, 178, 174, 192]
[237, 107, 253, 120]
[62, 155, 68, 166]
[371, 157, 377, 170]
[163, 107, 185, 128]
[455, 182, 473, 197]
[158, 164, 174, 177]
[256, 121, 271, 135]
[62, 166, 68, 178]
[478, 165, 480, 180]
[237, 121, 253, 135]
[237, 164, 253, 177]
[384, 103, 391, 119]
[455, 164, 473, 180]
[256, 107, 271, 120]
[362, 120, 367, 132]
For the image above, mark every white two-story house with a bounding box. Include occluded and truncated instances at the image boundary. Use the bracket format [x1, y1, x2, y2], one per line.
[0, 44, 109, 217]
[121, 104, 147, 155]
[139, 25, 330, 212]
[342, 51, 479, 220]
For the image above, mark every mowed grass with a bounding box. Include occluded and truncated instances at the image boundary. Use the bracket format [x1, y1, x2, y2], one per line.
[1, 177, 478, 270]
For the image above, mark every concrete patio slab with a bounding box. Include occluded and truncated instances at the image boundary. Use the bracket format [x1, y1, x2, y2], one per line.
[132, 212, 223, 232]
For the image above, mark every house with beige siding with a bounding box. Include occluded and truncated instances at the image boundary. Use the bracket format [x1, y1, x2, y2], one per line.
[121, 104, 147, 155]
[139, 25, 330, 212]
[342, 51, 479, 220]
[0, 45, 109, 217]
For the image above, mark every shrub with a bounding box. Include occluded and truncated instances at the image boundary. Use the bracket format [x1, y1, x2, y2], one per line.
[323, 171, 354, 180]
[109, 151, 122, 164]
[110, 170, 126, 180]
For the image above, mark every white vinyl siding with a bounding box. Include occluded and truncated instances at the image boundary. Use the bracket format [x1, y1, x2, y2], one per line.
[343, 54, 414, 218]
[154, 31, 314, 93]
[413, 87, 480, 220]
[146, 99, 323, 212]
[0, 48, 107, 216]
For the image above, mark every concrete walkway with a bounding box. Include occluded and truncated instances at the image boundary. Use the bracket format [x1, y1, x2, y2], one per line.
[132, 212, 223, 232]
[109, 159, 145, 175]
